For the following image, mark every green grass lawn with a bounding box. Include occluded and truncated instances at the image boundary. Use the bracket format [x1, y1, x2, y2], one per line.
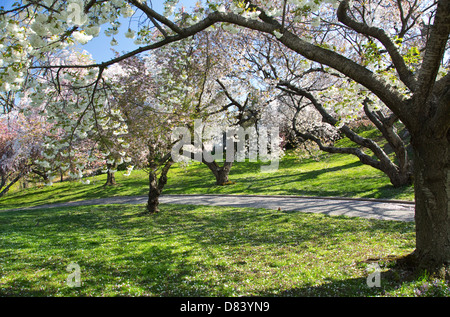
[1, 150, 446, 297]
[166, 153, 414, 200]
[0, 152, 414, 211]
[3, 203, 447, 297]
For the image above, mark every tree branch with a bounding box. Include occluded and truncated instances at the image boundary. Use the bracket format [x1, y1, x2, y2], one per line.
[277, 81, 399, 171]
[128, 0, 184, 35]
[415, 0, 450, 108]
[363, 101, 410, 175]
[28, 7, 411, 127]
[336, 0, 417, 91]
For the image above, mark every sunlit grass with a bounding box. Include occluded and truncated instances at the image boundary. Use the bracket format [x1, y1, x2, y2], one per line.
[1, 203, 438, 297]
[166, 153, 414, 201]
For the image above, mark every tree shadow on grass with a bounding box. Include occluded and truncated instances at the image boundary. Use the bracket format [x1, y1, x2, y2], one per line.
[164, 160, 366, 197]
[228, 158, 362, 177]
[0, 204, 416, 296]
[360, 184, 414, 201]
[260, 266, 418, 297]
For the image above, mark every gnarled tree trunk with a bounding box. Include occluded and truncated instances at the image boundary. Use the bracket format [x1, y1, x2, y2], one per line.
[203, 160, 233, 185]
[104, 164, 117, 186]
[147, 159, 173, 214]
[403, 130, 450, 277]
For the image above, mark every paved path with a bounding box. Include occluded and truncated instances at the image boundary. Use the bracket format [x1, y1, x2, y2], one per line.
[2, 194, 415, 222]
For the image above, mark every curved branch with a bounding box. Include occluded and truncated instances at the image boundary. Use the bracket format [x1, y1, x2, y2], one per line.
[277, 81, 403, 173]
[415, 0, 450, 107]
[28, 7, 411, 126]
[336, 0, 417, 91]
[363, 101, 411, 176]
[127, 0, 183, 35]
[291, 115, 384, 171]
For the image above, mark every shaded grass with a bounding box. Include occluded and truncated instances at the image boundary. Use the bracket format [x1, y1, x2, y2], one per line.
[0, 152, 414, 211]
[1, 203, 445, 297]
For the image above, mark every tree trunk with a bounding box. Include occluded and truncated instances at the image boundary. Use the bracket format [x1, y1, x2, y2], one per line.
[0, 171, 26, 198]
[147, 159, 173, 214]
[104, 164, 117, 186]
[147, 170, 161, 214]
[31, 168, 49, 182]
[203, 160, 233, 185]
[105, 171, 116, 186]
[379, 159, 412, 188]
[402, 131, 450, 277]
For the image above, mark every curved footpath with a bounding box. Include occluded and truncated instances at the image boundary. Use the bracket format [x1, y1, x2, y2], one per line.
[1, 194, 415, 222]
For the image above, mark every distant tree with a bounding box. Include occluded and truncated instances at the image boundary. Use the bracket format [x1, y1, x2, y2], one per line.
[0, 113, 43, 197]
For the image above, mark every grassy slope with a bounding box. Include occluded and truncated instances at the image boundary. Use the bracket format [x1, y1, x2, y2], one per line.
[166, 153, 414, 200]
[3, 203, 443, 297]
[0, 152, 414, 211]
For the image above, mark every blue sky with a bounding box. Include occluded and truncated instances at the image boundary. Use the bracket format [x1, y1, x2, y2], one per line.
[81, 0, 200, 62]
[2, 0, 199, 63]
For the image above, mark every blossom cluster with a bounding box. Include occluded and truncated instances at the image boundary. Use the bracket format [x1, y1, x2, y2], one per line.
[0, 0, 137, 91]
[0, 0, 144, 184]
[20, 49, 131, 184]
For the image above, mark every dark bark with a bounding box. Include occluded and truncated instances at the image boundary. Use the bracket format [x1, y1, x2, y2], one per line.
[1, 174, 6, 192]
[146, 158, 173, 214]
[147, 170, 160, 214]
[399, 129, 450, 278]
[31, 168, 49, 182]
[362, 103, 413, 185]
[203, 160, 233, 185]
[104, 164, 117, 186]
[401, 0, 450, 276]
[278, 82, 413, 187]
[105, 171, 116, 186]
[0, 171, 26, 198]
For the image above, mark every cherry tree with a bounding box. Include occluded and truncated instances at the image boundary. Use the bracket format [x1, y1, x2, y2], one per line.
[142, 26, 279, 187]
[185, 28, 283, 183]
[0, 111, 46, 196]
[1, 0, 449, 275]
[106, 38, 224, 213]
[104, 53, 176, 213]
